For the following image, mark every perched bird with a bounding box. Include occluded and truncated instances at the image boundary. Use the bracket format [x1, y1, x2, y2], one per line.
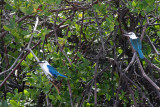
[123, 32, 144, 59]
[38, 60, 67, 78]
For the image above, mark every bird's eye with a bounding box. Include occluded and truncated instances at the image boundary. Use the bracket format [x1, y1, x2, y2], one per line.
[130, 33, 134, 35]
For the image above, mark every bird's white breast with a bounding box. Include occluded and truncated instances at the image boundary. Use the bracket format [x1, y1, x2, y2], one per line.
[39, 63, 52, 76]
[128, 32, 138, 39]
[130, 35, 138, 39]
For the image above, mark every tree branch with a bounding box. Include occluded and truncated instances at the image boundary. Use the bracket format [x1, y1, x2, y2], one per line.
[67, 80, 73, 107]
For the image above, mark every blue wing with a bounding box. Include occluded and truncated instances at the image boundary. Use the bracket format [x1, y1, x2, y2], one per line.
[137, 49, 144, 59]
[130, 38, 142, 51]
[47, 65, 67, 78]
[130, 38, 144, 59]
[137, 38, 142, 49]
[58, 73, 67, 78]
[47, 65, 58, 78]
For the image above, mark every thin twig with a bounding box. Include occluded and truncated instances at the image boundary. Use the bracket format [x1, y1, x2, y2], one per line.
[93, 9, 105, 52]
[67, 80, 73, 107]
[93, 47, 103, 107]
[50, 81, 60, 94]
[25, 48, 40, 62]
[112, 26, 119, 104]
[127, 83, 138, 107]
[94, 58, 99, 107]
[0, 50, 24, 76]
[124, 53, 136, 71]
[79, 10, 84, 46]
[136, 23, 160, 29]
[113, 77, 121, 107]
[49, 0, 98, 12]
[146, 34, 160, 55]
[56, 11, 75, 28]
[27, 17, 39, 48]
[140, 22, 148, 40]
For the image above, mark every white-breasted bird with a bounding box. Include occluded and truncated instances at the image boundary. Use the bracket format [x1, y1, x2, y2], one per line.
[38, 60, 67, 78]
[123, 32, 144, 59]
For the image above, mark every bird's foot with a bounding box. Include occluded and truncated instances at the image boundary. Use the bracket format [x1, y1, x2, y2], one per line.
[46, 75, 54, 81]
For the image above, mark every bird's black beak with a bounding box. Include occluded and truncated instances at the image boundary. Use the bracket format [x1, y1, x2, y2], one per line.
[38, 61, 43, 63]
[123, 33, 130, 37]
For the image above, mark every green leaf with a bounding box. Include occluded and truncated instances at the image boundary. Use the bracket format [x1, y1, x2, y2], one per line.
[157, 31, 160, 37]
[77, 52, 82, 58]
[24, 34, 31, 38]
[24, 89, 29, 96]
[81, 77, 86, 82]
[38, 28, 50, 40]
[93, 4, 99, 11]
[146, 5, 154, 13]
[58, 37, 67, 45]
[75, 24, 79, 30]
[27, 52, 33, 60]
[3, 25, 10, 31]
[10, 100, 18, 107]
[2, 100, 8, 107]
[20, 6, 33, 15]
[21, 60, 28, 66]
[57, 95, 61, 100]
[106, 17, 112, 25]
[49, 95, 56, 100]
[106, 93, 111, 101]
[7, 92, 13, 98]
[86, 103, 91, 107]
[56, 0, 62, 5]
[5, 3, 13, 10]
[132, 1, 136, 7]
[155, 58, 160, 63]
[145, 0, 154, 4]
[135, 90, 139, 98]
[21, 30, 29, 36]
[118, 49, 123, 54]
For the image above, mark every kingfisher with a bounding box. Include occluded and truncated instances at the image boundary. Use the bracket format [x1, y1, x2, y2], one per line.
[38, 60, 67, 78]
[123, 32, 144, 59]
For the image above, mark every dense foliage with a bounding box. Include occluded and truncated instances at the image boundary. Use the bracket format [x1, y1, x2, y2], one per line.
[0, 0, 160, 106]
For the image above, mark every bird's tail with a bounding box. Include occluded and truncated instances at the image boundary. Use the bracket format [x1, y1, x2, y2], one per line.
[58, 73, 67, 78]
[137, 50, 144, 59]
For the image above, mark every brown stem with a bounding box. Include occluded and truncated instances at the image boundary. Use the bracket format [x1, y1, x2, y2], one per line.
[67, 80, 73, 107]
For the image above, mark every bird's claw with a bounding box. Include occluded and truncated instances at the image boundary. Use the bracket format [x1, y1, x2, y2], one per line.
[46, 75, 54, 81]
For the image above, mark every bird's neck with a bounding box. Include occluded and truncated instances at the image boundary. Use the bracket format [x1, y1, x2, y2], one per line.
[130, 36, 138, 39]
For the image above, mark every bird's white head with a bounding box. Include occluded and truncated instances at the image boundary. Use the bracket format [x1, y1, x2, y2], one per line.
[38, 60, 50, 66]
[123, 32, 137, 39]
